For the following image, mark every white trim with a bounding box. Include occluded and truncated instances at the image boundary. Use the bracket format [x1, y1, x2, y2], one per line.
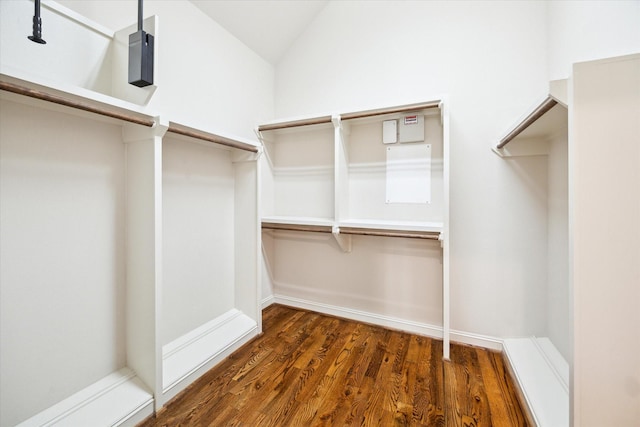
[17, 368, 153, 427]
[450, 328, 504, 351]
[273, 294, 443, 338]
[533, 337, 570, 392]
[503, 337, 569, 427]
[261, 294, 275, 309]
[162, 310, 258, 399]
[268, 293, 504, 351]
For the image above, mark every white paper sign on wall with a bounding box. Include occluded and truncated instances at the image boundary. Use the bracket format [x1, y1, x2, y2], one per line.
[386, 143, 431, 204]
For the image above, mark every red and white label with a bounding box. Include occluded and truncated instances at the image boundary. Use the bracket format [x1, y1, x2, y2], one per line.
[404, 115, 418, 125]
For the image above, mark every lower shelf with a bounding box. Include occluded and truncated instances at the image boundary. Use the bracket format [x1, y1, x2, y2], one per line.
[503, 337, 569, 427]
[17, 368, 153, 427]
[162, 309, 258, 401]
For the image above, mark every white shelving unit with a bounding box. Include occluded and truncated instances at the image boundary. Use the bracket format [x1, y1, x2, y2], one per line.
[0, 69, 261, 426]
[258, 99, 450, 358]
[493, 81, 570, 427]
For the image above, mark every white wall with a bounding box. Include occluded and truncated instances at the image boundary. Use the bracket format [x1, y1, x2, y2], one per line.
[162, 138, 235, 345]
[0, 99, 126, 426]
[0, 1, 113, 94]
[547, 128, 570, 361]
[274, 0, 550, 339]
[547, 1, 640, 80]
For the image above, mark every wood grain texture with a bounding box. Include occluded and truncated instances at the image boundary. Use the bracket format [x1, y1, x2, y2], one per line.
[139, 305, 528, 427]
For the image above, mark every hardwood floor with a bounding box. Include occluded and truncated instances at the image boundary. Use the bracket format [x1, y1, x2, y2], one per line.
[139, 305, 529, 426]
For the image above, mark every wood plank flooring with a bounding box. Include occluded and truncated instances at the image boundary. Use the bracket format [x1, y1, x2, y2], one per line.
[139, 305, 528, 426]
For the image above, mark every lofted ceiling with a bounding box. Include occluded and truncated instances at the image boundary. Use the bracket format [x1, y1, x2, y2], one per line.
[190, 0, 329, 65]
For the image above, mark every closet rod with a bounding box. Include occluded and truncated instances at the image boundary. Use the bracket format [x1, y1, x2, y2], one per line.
[339, 228, 441, 240]
[496, 96, 558, 149]
[167, 124, 259, 153]
[258, 115, 333, 132]
[340, 101, 440, 121]
[0, 80, 155, 127]
[261, 222, 333, 234]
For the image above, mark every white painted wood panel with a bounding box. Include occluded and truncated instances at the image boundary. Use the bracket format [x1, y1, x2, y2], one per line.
[162, 137, 236, 345]
[0, 98, 127, 426]
[571, 54, 640, 427]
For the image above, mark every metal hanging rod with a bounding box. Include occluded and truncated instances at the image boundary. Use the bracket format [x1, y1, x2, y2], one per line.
[339, 227, 441, 240]
[496, 96, 558, 149]
[167, 123, 259, 153]
[261, 221, 441, 240]
[258, 116, 333, 132]
[261, 222, 333, 234]
[0, 80, 154, 127]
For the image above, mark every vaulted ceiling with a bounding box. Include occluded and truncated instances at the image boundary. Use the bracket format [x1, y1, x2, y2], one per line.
[190, 0, 329, 65]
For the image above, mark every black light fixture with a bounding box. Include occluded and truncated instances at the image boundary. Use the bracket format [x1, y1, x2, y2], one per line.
[28, 0, 46, 44]
[128, 0, 154, 87]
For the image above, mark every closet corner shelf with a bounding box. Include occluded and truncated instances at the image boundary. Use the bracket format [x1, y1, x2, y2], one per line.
[493, 80, 569, 157]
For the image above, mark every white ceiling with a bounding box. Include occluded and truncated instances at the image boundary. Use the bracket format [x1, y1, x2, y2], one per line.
[190, 0, 329, 65]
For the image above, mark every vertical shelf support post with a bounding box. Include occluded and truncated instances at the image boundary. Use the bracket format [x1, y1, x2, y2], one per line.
[122, 116, 168, 410]
[440, 99, 451, 360]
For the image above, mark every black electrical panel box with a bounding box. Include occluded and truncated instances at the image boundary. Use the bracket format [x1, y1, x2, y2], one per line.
[128, 30, 154, 87]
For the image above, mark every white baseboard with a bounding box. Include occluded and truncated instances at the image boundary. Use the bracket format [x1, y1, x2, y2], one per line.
[273, 294, 443, 338]
[270, 294, 504, 351]
[162, 309, 258, 403]
[450, 328, 504, 351]
[261, 294, 275, 309]
[503, 337, 569, 427]
[17, 368, 153, 427]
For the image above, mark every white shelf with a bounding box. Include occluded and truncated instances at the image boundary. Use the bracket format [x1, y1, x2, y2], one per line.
[338, 219, 443, 234]
[262, 215, 335, 228]
[259, 98, 450, 358]
[17, 368, 153, 427]
[493, 80, 568, 157]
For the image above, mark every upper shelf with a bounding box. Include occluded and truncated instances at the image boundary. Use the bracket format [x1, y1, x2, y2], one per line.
[0, 71, 260, 153]
[493, 80, 568, 157]
[257, 100, 442, 133]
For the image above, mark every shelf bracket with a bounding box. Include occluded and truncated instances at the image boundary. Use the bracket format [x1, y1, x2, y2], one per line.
[332, 226, 352, 253]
